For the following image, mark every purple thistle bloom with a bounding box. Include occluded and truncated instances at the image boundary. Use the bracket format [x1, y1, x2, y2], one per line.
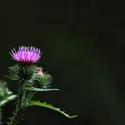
[38, 68, 44, 76]
[10, 46, 41, 64]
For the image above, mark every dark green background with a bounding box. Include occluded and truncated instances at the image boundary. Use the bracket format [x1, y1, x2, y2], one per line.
[0, 0, 125, 125]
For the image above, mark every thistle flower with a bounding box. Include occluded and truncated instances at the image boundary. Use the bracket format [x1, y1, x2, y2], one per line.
[37, 68, 44, 76]
[10, 46, 41, 64]
[34, 68, 51, 88]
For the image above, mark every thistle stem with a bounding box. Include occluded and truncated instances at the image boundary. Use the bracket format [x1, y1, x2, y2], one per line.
[8, 82, 25, 125]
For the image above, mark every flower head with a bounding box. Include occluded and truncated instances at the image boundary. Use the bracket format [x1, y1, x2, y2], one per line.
[38, 68, 44, 76]
[10, 46, 41, 64]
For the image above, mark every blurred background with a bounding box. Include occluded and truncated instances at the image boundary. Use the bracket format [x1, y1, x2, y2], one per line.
[0, 0, 125, 125]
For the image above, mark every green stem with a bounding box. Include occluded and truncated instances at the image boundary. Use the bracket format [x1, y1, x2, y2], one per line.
[8, 83, 25, 125]
[25, 91, 36, 104]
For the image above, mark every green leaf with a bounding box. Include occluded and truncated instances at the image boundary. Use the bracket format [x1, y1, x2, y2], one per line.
[4, 75, 18, 80]
[0, 95, 17, 106]
[26, 100, 78, 119]
[7, 64, 20, 81]
[25, 87, 59, 92]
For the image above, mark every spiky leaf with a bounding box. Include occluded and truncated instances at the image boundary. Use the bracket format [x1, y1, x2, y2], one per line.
[25, 87, 59, 92]
[0, 95, 17, 106]
[7, 64, 20, 80]
[0, 81, 17, 107]
[26, 100, 78, 119]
